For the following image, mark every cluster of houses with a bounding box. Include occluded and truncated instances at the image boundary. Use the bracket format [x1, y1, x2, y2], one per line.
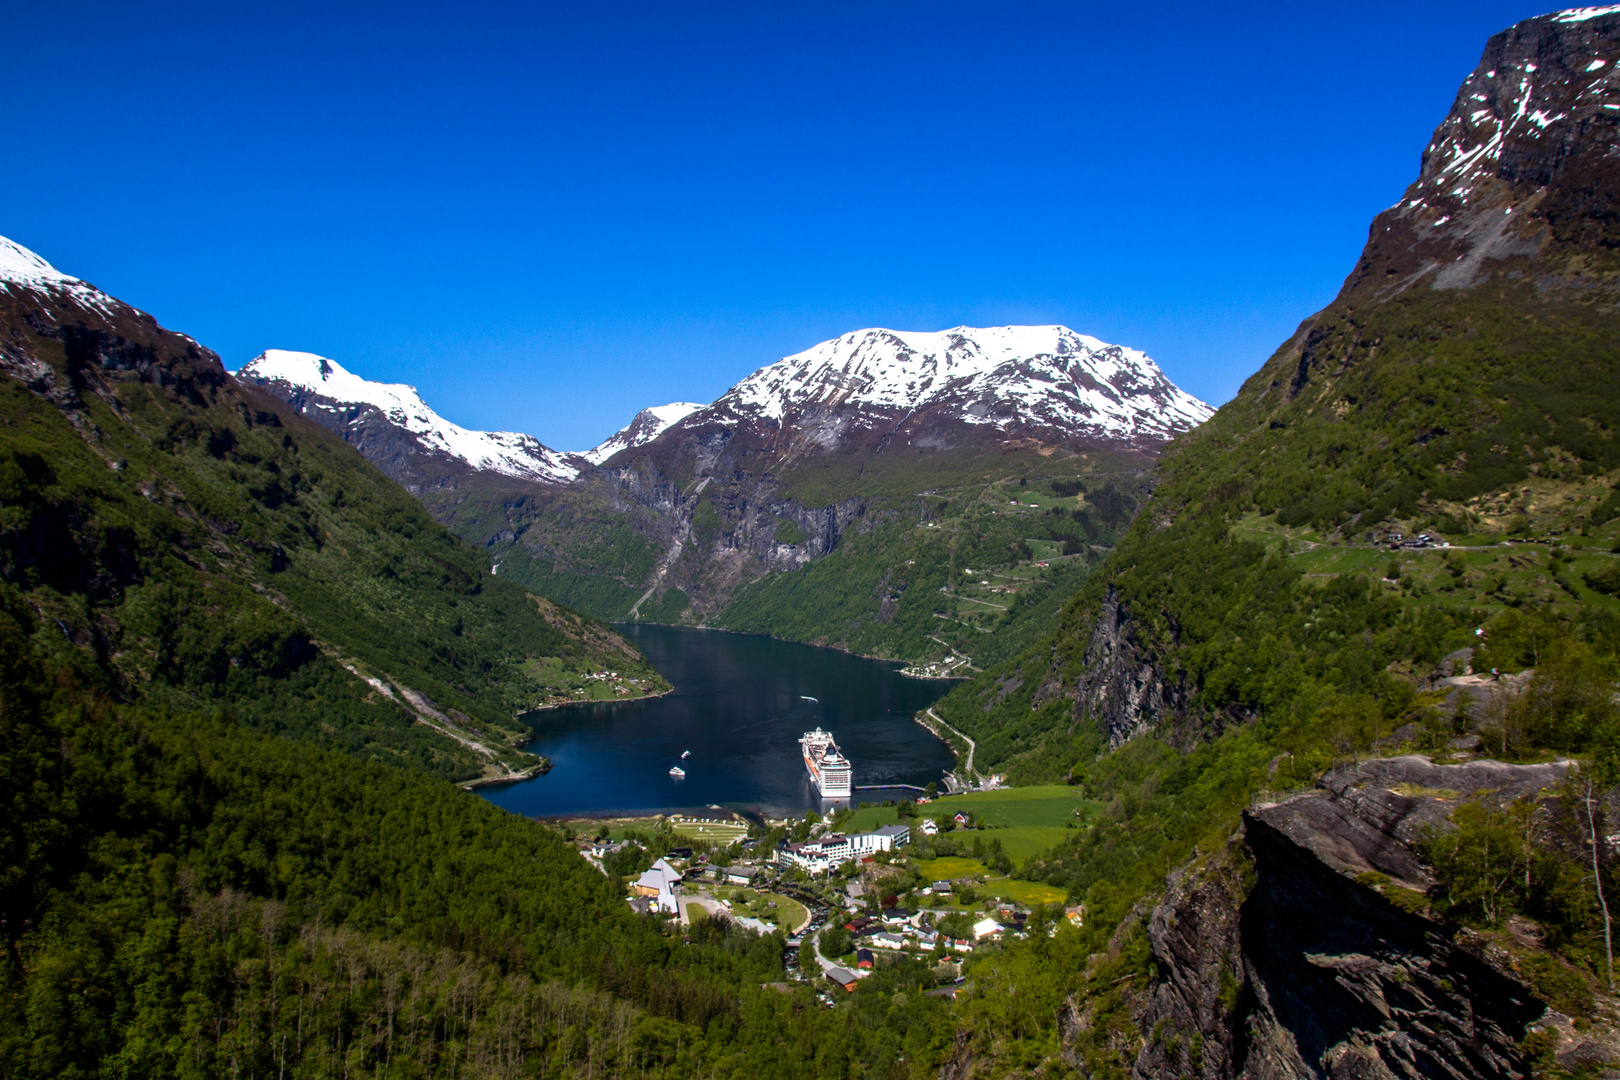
[778, 823, 912, 872]
[917, 811, 979, 836]
[1378, 531, 1448, 550]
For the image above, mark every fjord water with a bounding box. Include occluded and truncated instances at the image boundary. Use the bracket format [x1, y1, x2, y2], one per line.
[479, 624, 956, 818]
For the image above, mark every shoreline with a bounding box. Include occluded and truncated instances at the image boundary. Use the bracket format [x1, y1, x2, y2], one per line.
[511, 784, 945, 823]
[522, 684, 673, 714]
[476, 623, 961, 808]
[457, 759, 551, 790]
[619, 618, 970, 674]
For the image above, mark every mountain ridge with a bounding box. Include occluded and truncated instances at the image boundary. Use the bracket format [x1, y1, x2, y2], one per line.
[0, 233, 667, 784]
[238, 348, 581, 488]
[238, 323, 1211, 485]
[658, 324, 1211, 459]
[240, 323, 1210, 661]
[931, 8, 1620, 1075]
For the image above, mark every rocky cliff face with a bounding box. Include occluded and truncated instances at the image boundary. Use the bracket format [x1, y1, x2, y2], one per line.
[1032, 587, 1189, 748]
[558, 325, 1205, 619]
[1114, 756, 1588, 1080]
[1041, 6, 1620, 756]
[1342, 7, 1620, 303]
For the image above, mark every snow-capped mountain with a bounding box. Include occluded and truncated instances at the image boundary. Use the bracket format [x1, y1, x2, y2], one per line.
[661, 325, 1210, 454]
[237, 350, 579, 486]
[581, 401, 704, 464]
[1343, 5, 1620, 295]
[0, 235, 124, 317]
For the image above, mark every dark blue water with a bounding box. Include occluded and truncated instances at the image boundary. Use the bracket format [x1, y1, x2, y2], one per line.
[478, 624, 957, 818]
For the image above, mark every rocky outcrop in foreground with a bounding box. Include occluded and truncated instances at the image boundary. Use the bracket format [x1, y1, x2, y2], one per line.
[1115, 755, 1614, 1080]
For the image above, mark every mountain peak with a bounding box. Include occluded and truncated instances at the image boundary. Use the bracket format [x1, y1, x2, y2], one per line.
[0, 234, 121, 316]
[582, 401, 704, 464]
[0, 235, 77, 290]
[1344, 5, 1620, 296]
[237, 350, 579, 485]
[699, 323, 1211, 451]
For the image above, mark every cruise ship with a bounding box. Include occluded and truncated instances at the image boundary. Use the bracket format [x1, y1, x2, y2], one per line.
[800, 727, 852, 797]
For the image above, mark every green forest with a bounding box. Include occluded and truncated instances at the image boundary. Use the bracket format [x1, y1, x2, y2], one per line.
[10, 7, 1620, 1075]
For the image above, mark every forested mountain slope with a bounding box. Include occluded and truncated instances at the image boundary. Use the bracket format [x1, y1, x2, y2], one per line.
[0, 237, 665, 784]
[941, 2, 1620, 787]
[0, 241, 959, 1076]
[930, 8, 1620, 1077]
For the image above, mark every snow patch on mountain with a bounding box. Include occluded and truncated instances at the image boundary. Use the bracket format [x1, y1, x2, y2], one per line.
[582, 401, 704, 464]
[702, 325, 1211, 443]
[1406, 7, 1617, 210]
[0, 234, 119, 316]
[237, 350, 579, 484]
[1557, 6, 1620, 24]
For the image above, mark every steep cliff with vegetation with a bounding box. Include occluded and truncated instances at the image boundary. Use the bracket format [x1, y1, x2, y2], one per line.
[931, 8, 1620, 1076]
[0, 250, 668, 785]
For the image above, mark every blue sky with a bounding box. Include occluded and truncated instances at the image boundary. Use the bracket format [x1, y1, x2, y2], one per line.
[2, 1, 1557, 450]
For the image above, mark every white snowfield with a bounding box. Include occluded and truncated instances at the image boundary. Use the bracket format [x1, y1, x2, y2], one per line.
[704, 325, 1212, 441]
[237, 350, 580, 485]
[0, 234, 120, 316]
[581, 401, 704, 464]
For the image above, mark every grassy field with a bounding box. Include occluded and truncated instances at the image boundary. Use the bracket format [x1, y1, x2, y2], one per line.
[551, 812, 749, 847]
[1224, 507, 1620, 622]
[914, 856, 987, 880]
[846, 786, 1092, 867]
[667, 814, 750, 844]
[759, 892, 810, 933]
[847, 785, 1092, 831]
[987, 826, 1074, 864]
[983, 878, 1067, 905]
[925, 785, 1096, 826]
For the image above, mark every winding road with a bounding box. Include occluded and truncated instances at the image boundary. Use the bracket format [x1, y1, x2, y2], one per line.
[925, 707, 980, 788]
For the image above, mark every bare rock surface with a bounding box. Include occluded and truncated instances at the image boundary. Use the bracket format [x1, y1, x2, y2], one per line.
[1119, 756, 1568, 1080]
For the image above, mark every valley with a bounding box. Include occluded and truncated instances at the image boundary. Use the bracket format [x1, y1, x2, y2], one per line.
[6, 5, 1620, 1080]
[240, 329, 1206, 667]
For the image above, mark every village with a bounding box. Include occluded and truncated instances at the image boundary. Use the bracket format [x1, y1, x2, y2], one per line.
[561, 786, 1090, 1002]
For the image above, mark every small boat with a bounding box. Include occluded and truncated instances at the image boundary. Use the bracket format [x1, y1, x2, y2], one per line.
[801, 695, 818, 702]
[681, 750, 692, 759]
[669, 765, 686, 778]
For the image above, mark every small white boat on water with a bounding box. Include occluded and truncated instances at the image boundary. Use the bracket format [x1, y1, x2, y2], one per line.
[681, 750, 692, 759]
[801, 695, 818, 702]
[669, 765, 686, 778]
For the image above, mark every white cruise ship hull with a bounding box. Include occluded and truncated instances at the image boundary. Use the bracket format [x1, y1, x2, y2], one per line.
[801, 727, 853, 797]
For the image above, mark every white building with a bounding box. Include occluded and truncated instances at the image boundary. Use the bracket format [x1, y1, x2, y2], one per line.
[855, 823, 911, 851]
[781, 823, 913, 871]
[779, 834, 852, 872]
